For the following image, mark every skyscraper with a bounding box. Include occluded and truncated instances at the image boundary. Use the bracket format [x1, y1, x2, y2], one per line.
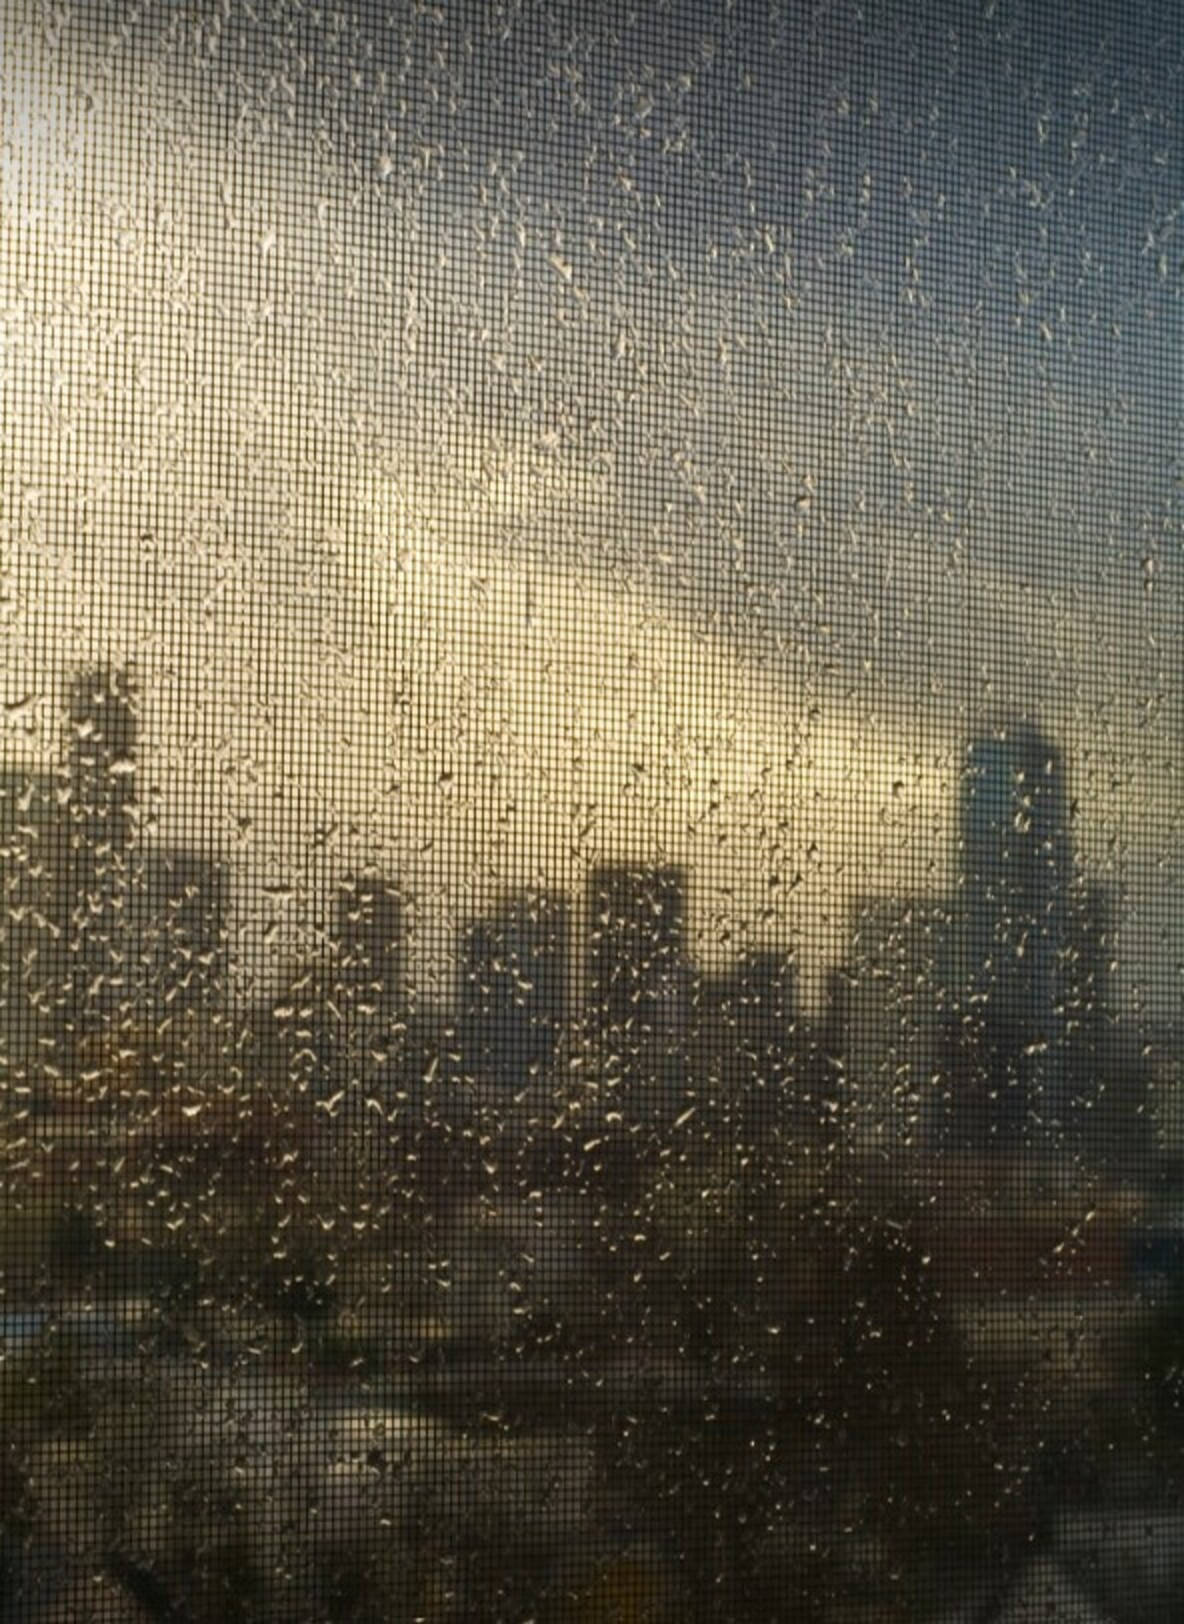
[138, 848, 229, 1019]
[586, 863, 688, 1083]
[56, 667, 139, 1065]
[331, 871, 407, 1083]
[846, 895, 952, 1151]
[708, 947, 798, 1088]
[458, 889, 570, 1085]
[333, 872, 405, 1009]
[1062, 883, 1115, 1058]
[65, 666, 137, 835]
[956, 719, 1071, 1144]
[252, 873, 407, 1100]
[0, 768, 64, 1098]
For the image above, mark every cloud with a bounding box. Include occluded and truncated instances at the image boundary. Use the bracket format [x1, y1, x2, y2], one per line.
[2, 5, 1179, 1015]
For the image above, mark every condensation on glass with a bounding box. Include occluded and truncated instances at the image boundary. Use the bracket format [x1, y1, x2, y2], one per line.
[1, 1, 1181, 1619]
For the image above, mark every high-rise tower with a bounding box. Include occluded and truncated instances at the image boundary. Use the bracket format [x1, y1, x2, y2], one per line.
[458, 889, 570, 1085]
[57, 667, 139, 1063]
[847, 896, 952, 1151]
[139, 848, 229, 1018]
[586, 863, 688, 1084]
[0, 768, 63, 1098]
[956, 719, 1071, 1144]
[331, 871, 407, 1083]
[333, 872, 405, 1009]
[707, 947, 798, 1088]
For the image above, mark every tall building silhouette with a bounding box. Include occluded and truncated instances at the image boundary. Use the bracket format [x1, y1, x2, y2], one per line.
[708, 947, 798, 1088]
[333, 872, 405, 1009]
[138, 848, 229, 1019]
[955, 719, 1071, 1145]
[56, 667, 139, 1065]
[330, 871, 407, 1084]
[1062, 883, 1115, 1059]
[586, 864, 688, 1083]
[458, 889, 570, 1085]
[250, 873, 407, 1100]
[847, 896, 952, 1150]
[0, 768, 64, 1097]
[65, 666, 137, 834]
[1058, 882, 1147, 1160]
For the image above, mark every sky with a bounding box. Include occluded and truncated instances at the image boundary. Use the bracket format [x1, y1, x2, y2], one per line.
[1, 0, 1181, 1015]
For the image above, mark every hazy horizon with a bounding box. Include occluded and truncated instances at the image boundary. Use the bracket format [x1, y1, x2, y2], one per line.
[3, 0, 1180, 1017]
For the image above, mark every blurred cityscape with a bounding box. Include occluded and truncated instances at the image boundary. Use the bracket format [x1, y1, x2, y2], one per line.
[1, 665, 1184, 1622]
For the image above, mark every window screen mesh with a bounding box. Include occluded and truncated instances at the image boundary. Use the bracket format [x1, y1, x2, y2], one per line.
[1, 2, 1182, 1620]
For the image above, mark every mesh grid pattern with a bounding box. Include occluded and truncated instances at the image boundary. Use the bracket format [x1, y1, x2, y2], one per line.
[1, 2, 1182, 1620]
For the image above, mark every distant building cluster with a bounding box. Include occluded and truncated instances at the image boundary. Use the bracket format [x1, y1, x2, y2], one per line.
[844, 721, 1137, 1156]
[0, 674, 1148, 1159]
[0, 669, 228, 1096]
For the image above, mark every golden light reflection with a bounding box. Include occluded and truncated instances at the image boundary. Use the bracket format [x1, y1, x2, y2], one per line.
[1, 18, 1179, 1016]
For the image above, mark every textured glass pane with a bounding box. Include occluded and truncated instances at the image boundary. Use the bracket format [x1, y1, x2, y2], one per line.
[1, 1, 1181, 1619]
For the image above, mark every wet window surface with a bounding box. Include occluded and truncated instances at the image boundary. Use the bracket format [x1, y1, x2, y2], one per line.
[1, 2, 1182, 1619]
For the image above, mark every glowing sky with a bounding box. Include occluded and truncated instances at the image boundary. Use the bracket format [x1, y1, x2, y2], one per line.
[1, 1, 1180, 1014]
